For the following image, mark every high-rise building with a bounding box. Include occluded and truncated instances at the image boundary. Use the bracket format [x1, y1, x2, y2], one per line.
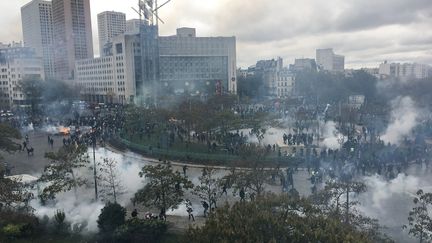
[316, 48, 345, 72]
[52, 0, 93, 80]
[126, 19, 143, 35]
[21, 0, 55, 79]
[97, 11, 126, 57]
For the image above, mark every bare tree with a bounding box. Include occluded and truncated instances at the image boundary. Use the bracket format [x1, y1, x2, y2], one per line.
[98, 158, 124, 203]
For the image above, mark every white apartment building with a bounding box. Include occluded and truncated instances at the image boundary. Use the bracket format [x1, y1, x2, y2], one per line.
[98, 11, 126, 57]
[21, 0, 55, 79]
[276, 69, 294, 98]
[379, 61, 430, 80]
[316, 48, 345, 72]
[159, 28, 237, 94]
[0, 45, 44, 108]
[75, 34, 138, 104]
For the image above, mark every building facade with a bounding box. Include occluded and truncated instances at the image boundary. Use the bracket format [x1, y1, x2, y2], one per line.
[75, 27, 237, 105]
[0, 44, 44, 109]
[290, 58, 317, 72]
[379, 61, 431, 80]
[316, 48, 345, 72]
[253, 57, 283, 97]
[276, 69, 294, 98]
[21, 0, 55, 79]
[52, 0, 93, 80]
[158, 28, 237, 95]
[97, 11, 126, 57]
[75, 33, 139, 104]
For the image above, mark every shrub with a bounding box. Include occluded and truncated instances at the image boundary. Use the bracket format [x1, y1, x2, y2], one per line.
[97, 202, 126, 233]
[113, 218, 168, 243]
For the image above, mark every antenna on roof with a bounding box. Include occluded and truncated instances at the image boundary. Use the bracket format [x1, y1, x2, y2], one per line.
[131, 0, 172, 26]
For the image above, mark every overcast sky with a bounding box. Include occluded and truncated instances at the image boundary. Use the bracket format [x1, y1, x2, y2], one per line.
[1, 0, 431, 68]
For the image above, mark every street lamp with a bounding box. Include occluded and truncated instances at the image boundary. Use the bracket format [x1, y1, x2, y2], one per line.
[92, 132, 98, 201]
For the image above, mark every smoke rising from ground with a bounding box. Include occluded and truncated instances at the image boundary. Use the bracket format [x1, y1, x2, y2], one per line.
[381, 96, 419, 145]
[357, 173, 431, 242]
[321, 121, 345, 150]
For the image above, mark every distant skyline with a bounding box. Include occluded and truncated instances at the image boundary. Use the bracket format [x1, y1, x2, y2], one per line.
[2, 0, 432, 68]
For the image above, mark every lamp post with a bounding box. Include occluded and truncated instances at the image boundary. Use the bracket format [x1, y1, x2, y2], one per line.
[92, 132, 98, 201]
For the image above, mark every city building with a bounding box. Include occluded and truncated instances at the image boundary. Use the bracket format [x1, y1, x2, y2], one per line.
[159, 28, 237, 95]
[52, 0, 93, 80]
[126, 19, 144, 35]
[75, 26, 237, 104]
[379, 61, 431, 80]
[253, 57, 283, 97]
[290, 58, 317, 72]
[21, 0, 55, 79]
[97, 11, 126, 57]
[316, 48, 345, 72]
[0, 43, 44, 108]
[75, 33, 139, 104]
[276, 69, 295, 98]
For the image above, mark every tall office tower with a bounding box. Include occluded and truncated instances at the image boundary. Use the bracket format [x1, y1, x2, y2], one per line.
[21, 0, 55, 79]
[97, 11, 126, 57]
[52, 0, 93, 80]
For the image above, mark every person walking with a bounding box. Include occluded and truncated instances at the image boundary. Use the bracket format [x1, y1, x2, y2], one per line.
[202, 201, 209, 217]
[186, 199, 195, 221]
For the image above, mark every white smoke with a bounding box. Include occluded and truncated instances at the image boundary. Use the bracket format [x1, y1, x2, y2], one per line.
[321, 121, 345, 150]
[30, 148, 143, 233]
[381, 96, 419, 145]
[357, 173, 428, 242]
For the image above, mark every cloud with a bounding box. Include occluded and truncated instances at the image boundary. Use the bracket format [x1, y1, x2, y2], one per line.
[1, 0, 431, 68]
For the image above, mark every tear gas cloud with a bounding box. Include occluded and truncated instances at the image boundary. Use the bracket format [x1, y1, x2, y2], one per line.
[381, 96, 419, 145]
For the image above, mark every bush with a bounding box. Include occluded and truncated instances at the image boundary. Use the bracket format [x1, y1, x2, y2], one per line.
[2, 224, 22, 238]
[97, 202, 126, 233]
[1, 223, 36, 238]
[0, 211, 39, 238]
[113, 218, 168, 243]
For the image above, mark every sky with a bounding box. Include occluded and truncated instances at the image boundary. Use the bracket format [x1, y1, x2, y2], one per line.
[1, 0, 431, 69]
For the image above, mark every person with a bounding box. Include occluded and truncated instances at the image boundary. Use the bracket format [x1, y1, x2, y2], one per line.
[211, 192, 217, 208]
[25, 134, 29, 143]
[22, 141, 27, 151]
[48, 135, 51, 145]
[202, 201, 209, 217]
[131, 209, 138, 218]
[222, 184, 228, 196]
[239, 188, 245, 202]
[186, 200, 195, 221]
[183, 165, 188, 176]
[159, 208, 166, 221]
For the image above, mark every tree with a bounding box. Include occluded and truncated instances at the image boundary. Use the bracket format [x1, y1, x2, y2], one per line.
[132, 163, 193, 219]
[0, 124, 27, 211]
[404, 189, 432, 243]
[98, 158, 124, 203]
[97, 202, 126, 233]
[0, 123, 21, 157]
[19, 78, 43, 117]
[193, 167, 223, 212]
[38, 145, 90, 201]
[225, 166, 272, 199]
[184, 193, 375, 243]
[312, 180, 366, 223]
[0, 177, 31, 211]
